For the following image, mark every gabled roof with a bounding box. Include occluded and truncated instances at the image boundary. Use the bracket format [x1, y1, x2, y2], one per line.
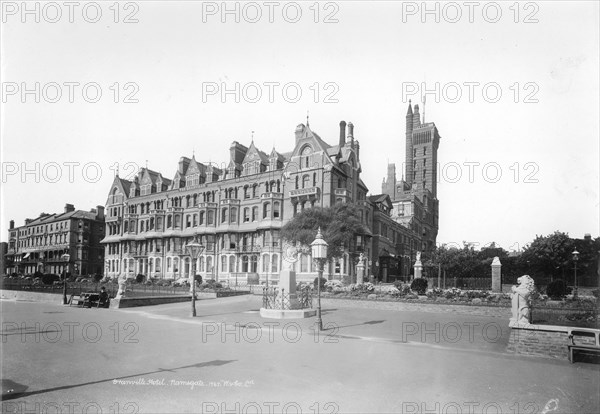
[186, 156, 205, 176]
[242, 141, 269, 164]
[269, 147, 285, 161]
[140, 168, 162, 185]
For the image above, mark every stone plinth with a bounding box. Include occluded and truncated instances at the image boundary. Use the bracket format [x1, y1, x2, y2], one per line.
[491, 256, 502, 293]
[356, 263, 365, 285]
[260, 308, 316, 319]
[414, 263, 422, 279]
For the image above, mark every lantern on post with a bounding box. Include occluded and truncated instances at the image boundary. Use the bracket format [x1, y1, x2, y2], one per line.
[310, 228, 328, 331]
[185, 239, 205, 317]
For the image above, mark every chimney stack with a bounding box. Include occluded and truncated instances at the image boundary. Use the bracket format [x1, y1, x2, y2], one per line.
[347, 122, 354, 145]
[9, 220, 14, 230]
[96, 206, 105, 220]
[64, 204, 75, 213]
[339, 120, 346, 148]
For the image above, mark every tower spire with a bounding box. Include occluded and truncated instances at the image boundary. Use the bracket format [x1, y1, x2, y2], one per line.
[422, 94, 426, 123]
[306, 110, 310, 127]
[407, 99, 413, 115]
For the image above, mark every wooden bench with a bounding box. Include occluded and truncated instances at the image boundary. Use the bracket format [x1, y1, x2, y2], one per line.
[68, 292, 100, 308]
[567, 328, 600, 363]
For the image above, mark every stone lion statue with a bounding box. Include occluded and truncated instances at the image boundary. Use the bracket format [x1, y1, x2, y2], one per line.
[511, 275, 535, 324]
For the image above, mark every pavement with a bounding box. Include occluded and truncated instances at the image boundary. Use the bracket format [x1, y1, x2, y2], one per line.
[1, 295, 599, 413]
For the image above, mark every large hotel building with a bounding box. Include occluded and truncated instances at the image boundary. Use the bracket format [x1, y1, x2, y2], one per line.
[100, 104, 441, 284]
[5, 204, 106, 277]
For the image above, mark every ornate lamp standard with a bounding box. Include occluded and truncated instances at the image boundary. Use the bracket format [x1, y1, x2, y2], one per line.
[572, 249, 579, 299]
[61, 253, 70, 305]
[310, 228, 328, 331]
[185, 239, 204, 317]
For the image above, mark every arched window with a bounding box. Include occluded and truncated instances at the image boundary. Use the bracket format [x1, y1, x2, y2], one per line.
[250, 256, 258, 272]
[295, 176, 299, 189]
[262, 254, 269, 273]
[199, 212, 205, 225]
[252, 184, 258, 198]
[221, 208, 228, 223]
[302, 175, 310, 188]
[155, 258, 161, 272]
[207, 210, 214, 225]
[271, 254, 278, 273]
[174, 215, 181, 228]
[173, 257, 179, 272]
[313, 173, 317, 186]
[198, 256, 205, 272]
[207, 256, 213, 273]
[263, 202, 271, 219]
[230, 207, 237, 223]
[243, 208, 250, 222]
[300, 254, 309, 272]
[167, 257, 172, 271]
[229, 256, 236, 273]
[193, 214, 198, 227]
[273, 201, 280, 218]
[221, 256, 227, 272]
[242, 255, 249, 272]
[252, 207, 258, 221]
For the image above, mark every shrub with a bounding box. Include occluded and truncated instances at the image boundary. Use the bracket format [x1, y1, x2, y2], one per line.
[194, 274, 203, 285]
[42, 274, 60, 285]
[33, 271, 44, 279]
[313, 277, 327, 290]
[411, 278, 428, 295]
[546, 280, 568, 300]
[93, 273, 103, 283]
[135, 274, 145, 283]
[324, 280, 343, 292]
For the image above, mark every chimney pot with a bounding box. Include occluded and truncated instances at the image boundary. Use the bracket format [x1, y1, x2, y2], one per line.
[339, 121, 347, 147]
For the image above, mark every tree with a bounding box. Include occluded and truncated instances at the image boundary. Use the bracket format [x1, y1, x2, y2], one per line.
[519, 231, 575, 279]
[280, 204, 369, 260]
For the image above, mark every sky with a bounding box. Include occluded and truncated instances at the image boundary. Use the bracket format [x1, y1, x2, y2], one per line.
[1, 1, 599, 251]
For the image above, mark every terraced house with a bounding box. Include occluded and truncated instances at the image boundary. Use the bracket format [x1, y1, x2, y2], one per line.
[101, 114, 440, 284]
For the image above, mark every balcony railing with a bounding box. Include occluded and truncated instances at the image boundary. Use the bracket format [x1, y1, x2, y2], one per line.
[220, 199, 241, 205]
[198, 202, 218, 209]
[237, 245, 261, 253]
[260, 192, 284, 199]
[289, 187, 319, 197]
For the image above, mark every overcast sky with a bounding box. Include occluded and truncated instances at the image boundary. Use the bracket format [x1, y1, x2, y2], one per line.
[1, 1, 598, 251]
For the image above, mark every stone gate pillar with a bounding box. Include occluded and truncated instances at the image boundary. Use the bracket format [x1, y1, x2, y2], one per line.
[413, 252, 422, 279]
[356, 253, 365, 284]
[491, 257, 502, 293]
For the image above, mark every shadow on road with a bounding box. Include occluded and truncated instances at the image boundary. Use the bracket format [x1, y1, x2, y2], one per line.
[1, 359, 237, 401]
[326, 320, 386, 330]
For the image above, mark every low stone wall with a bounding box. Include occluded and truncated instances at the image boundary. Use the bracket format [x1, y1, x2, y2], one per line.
[0, 289, 62, 303]
[197, 290, 250, 299]
[507, 323, 570, 360]
[110, 295, 190, 309]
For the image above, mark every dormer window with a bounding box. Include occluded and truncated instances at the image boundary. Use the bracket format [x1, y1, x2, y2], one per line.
[186, 174, 199, 187]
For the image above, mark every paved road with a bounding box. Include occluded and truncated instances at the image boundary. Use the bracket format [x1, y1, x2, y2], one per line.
[1, 296, 598, 413]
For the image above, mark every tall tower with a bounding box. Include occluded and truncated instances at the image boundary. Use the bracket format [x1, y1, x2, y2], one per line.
[405, 102, 414, 182]
[408, 103, 440, 253]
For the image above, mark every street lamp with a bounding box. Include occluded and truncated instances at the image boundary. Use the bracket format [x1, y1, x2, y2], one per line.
[61, 253, 70, 305]
[310, 227, 328, 331]
[572, 249, 579, 299]
[185, 239, 204, 317]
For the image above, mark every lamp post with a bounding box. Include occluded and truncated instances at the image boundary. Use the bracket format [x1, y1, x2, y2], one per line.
[185, 239, 204, 317]
[572, 249, 579, 299]
[311, 227, 328, 331]
[61, 253, 70, 305]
